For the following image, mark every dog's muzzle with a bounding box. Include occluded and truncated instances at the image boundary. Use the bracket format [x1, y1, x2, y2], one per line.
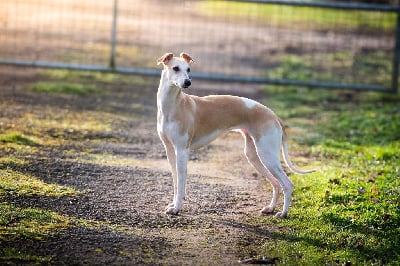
[183, 79, 191, 88]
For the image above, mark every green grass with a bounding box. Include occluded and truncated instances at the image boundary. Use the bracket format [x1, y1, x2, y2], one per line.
[0, 201, 69, 264]
[43, 69, 154, 86]
[0, 168, 76, 240]
[30, 81, 100, 95]
[0, 203, 70, 240]
[0, 169, 77, 198]
[258, 86, 400, 265]
[0, 169, 75, 262]
[265, 51, 393, 87]
[198, 1, 396, 31]
[0, 133, 76, 262]
[0, 247, 51, 264]
[0, 133, 39, 146]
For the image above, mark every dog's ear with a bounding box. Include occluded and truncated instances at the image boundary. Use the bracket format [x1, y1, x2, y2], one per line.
[180, 52, 194, 64]
[157, 53, 174, 65]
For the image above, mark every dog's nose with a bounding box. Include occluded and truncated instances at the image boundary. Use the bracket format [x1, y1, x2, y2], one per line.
[183, 79, 191, 88]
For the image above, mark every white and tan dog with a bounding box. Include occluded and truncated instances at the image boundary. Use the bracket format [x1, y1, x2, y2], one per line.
[157, 52, 315, 218]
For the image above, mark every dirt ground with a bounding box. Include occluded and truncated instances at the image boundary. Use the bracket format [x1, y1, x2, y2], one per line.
[0, 65, 285, 265]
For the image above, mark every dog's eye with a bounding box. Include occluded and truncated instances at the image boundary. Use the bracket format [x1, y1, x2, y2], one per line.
[172, 66, 180, 72]
[187, 68, 190, 73]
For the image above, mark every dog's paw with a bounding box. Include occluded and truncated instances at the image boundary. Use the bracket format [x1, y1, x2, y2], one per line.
[275, 212, 288, 218]
[165, 206, 179, 215]
[260, 206, 275, 215]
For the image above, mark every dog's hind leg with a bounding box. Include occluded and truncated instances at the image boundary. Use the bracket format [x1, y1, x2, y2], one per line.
[254, 128, 293, 218]
[242, 130, 280, 214]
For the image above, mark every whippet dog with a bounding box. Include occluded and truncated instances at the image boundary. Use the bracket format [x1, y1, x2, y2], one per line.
[157, 52, 315, 218]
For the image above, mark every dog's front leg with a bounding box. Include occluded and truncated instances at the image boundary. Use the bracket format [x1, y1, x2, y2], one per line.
[165, 147, 189, 215]
[163, 140, 177, 209]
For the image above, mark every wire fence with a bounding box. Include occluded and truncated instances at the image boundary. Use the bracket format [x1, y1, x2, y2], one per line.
[0, 0, 398, 92]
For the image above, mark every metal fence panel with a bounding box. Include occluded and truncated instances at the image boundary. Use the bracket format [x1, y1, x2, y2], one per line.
[0, 0, 398, 92]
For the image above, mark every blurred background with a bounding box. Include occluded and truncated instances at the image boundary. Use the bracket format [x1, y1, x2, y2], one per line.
[0, 0, 398, 92]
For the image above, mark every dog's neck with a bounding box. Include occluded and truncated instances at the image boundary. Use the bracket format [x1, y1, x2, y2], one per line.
[157, 69, 183, 114]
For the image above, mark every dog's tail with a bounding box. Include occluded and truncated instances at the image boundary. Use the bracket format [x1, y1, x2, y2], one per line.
[280, 120, 316, 175]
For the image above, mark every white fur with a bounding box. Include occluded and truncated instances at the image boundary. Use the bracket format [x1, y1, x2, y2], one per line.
[241, 97, 258, 109]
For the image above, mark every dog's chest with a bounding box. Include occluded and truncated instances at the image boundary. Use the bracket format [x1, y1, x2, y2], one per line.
[157, 110, 180, 135]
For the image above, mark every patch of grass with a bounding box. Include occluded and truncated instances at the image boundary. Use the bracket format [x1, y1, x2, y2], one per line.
[9, 110, 118, 144]
[0, 169, 77, 197]
[198, 1, 396, 32]
[44, 69, 155, 86]
[0, 202, 70, 240]
[30, 81, 100, 95]
[0, 156, 27, 166]
[0, 133, 39, 146]
[266, 51, 392, 87]
[81, 153, 145, 167]
[321, 105, 399, 146]
[258, 87, 400, 265]
[0, 247, 51, 264]
[0, 169, 75, 250]
[45, 69, 119, 84]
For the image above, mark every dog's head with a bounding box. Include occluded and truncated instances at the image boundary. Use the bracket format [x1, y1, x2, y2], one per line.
[157, 52, 194, 89]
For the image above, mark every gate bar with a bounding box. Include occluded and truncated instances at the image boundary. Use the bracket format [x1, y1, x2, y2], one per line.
[0, 58, 391, 92]
[392, 9, 400, 93]
[109, 0, 118, 69]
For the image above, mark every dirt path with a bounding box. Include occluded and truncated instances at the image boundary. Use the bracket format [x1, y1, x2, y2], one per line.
[0, 66, 281, 265]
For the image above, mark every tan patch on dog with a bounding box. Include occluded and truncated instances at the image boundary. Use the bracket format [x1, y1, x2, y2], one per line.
[185, 95, 280, 143]
[171, 93, 196, 137]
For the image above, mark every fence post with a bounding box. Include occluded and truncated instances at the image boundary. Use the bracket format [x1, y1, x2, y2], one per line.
[109, 0, 118, 69]
[392, 8, 400, 94]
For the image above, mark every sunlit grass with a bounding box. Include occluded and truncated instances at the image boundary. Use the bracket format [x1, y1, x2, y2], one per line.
[264, 51, 393, 87]
[0, 202, 70, 240]
[0, 169, 77, 197]
[0, 133, 39, 146]
[0, 133, 76, 247]
[26, 112, 112, 133]
[44, 68, 155, 86]
[0, 247, 51, 264]
[30, 81, 100, 95]
[8, 110, 117, 145]
[258, 86, 400, 265]
[198, 1, 396, 31]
